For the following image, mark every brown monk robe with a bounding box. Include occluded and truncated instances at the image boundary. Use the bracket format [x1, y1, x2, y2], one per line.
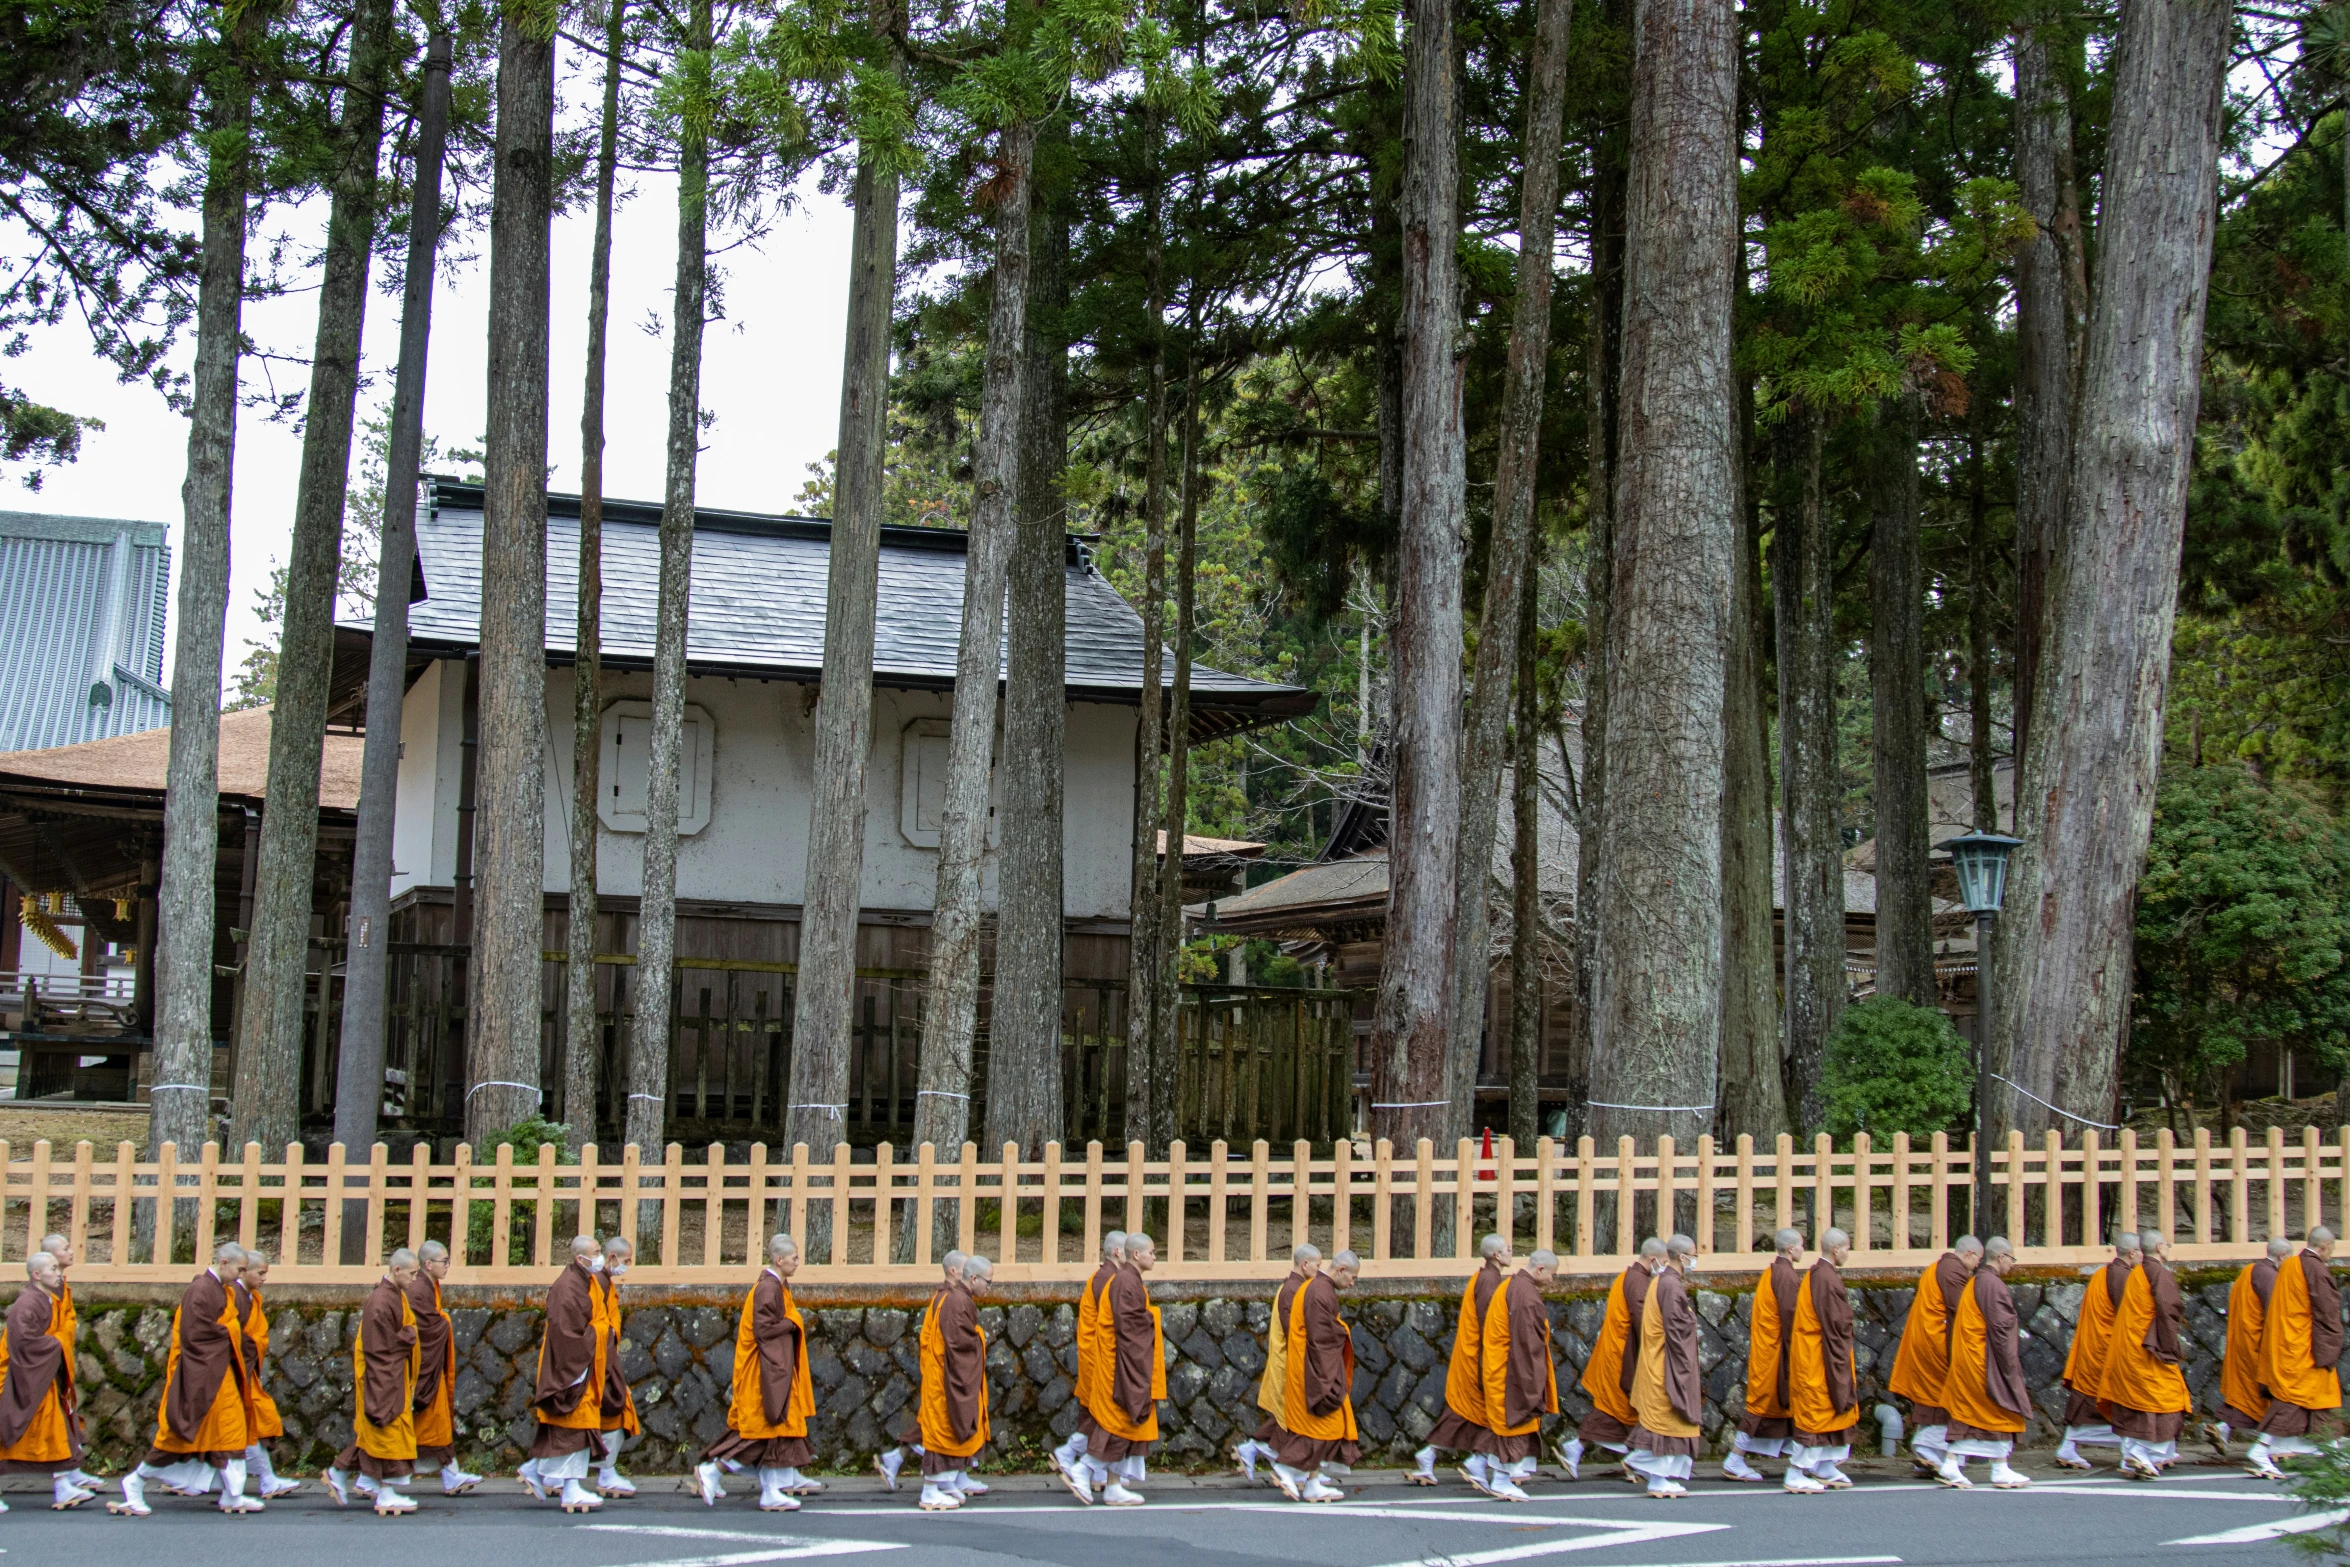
[1075, 1235, 1165, 1499]
[1235, 1250, 1317, 1480]
[329, 1261, 423, 1513]
[1886, 1241, 1980, 1468]
[1475, 1254, 1561, 1500]
[1784, 1232, 1859, 1491]
[2095, 1234, 2191, 1479]
[1270, 1256, 1362, 1502]
[697, 1241, 818, 1511]
[1728, 1235, 1803, 1479]
[231, 1255, 301, 1498]
[0, 1256, 89, 1507]
[118, 1246, 263, 1515]
[1934, 1243, 2031, 1488]
[2214, 1239, 2293, 1457]
[1062, 1233, 1125, 1484]
[1625, 1245, 1705, 1498]
[2248, 1230, 2345, 1477]
[1415, 1241, 1511, 1482]
[909, 1263, 993, 1507]
[2054, 1241, 2136, 1467]
[521, 1241, 610, 1511]
[1577, 1255, 1655, 1459]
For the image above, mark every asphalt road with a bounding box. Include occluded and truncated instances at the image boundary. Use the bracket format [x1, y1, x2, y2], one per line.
[0, 1458, 2328, 1567]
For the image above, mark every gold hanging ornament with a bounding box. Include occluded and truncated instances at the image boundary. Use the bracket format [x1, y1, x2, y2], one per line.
[20, 893, 76, 962]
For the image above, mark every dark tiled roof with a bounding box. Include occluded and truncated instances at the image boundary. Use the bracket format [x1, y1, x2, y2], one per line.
[370, 479, 1312, 739]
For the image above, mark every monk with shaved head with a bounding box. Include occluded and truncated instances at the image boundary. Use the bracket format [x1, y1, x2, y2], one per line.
[1268, 1249, 1362, 1503]
[519, 1235, 612, 1511]
[697, 1234, 817, 1511]
[1234, 1243, 1318, 1483]
[879, 1253, 996, 1509]
[1410, 1233, 1513, 1491]
[2247, 1228, 2343, 1479]
[1053, 1231, 1126, 1485]
[326, 1249, 425, 1514]
[1624, 1236, 1705, 1499]
[2094, 1229, 2191, 1480]
[1725, 1228, 1805, 1483]
[406, 1239, 481, 1493]
[0, 1252, 90, 1510]
[1784, 1228, 1858, 1493]
[1934, 1237, 2032, 1489]
[2054, 1233, 2139, 1469]
[2211, 1236, 2296, 1461]
[1473, 1248, 1560, 1501]
[112, 1242, 262, 1516]
[1889, 1233, 1983, 1475]
[1068, 1231, 1163, 1505]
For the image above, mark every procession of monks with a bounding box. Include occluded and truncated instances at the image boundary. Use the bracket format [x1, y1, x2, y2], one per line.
[0, 1218, 2337, 1517]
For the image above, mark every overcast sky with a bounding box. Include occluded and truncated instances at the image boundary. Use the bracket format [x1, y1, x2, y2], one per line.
[15, 105, 858, 692]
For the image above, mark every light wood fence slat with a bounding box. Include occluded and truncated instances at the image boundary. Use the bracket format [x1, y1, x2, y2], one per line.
[2, 1130, 2336, 1284]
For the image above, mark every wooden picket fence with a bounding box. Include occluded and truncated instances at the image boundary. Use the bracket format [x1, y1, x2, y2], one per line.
[0, 1124, 2340, 1287]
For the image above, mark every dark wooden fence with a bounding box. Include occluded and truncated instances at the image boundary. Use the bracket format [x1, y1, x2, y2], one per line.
[292, 943, 1359, 1151]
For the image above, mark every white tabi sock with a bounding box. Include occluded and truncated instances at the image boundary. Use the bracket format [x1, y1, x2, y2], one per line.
[1114, 1456, 1147, 1486]
[1056, 1433, 1088, 1469]
[1732, 1432, 1787, 1458]
[1412, 1445, 1438, 1477]
[1082, 1456, 1111, 1489]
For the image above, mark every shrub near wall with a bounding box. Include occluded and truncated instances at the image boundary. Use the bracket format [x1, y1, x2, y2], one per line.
[60, 1271, 2332, 1474]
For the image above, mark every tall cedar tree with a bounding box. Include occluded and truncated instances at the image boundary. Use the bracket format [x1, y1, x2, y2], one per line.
[785, 6, 903, 1163]
[568, 0, 628, 1150]
[234, 0, 398, 1151]
[1869, 394, 1935, 1007]
[1585, 0, 1739, 1149]
[1374, 0, 1467, 1154]
[1990, 0, 2232, 1138]
[626, 0, 714, 1165]
[153, 6, 267, 1159]
[467, 2, 557, 1142]
[337, 28, 455, 1160]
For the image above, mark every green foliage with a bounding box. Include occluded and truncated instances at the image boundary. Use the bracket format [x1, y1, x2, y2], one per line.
[1819, 997, 1974, 1141]
[2130, 765, 2350, 1107]
[2283, 1434, 2350, 1559]
[476, 1114, 577, 1165]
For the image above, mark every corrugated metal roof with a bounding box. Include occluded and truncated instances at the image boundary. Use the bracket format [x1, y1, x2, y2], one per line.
[367, 479, 1313, 736]
[0, 511, 172, 753]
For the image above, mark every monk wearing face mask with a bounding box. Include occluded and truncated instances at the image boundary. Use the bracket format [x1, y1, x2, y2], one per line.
[518, 1237, 610, 1512]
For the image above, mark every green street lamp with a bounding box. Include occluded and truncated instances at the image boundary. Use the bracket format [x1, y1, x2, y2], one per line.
[1939, 831, 2021, 1237]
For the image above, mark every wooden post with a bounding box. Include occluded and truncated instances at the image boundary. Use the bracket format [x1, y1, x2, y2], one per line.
[1168, 1141, 1188, 1265]
[1082, 1141, 1104, 1263]
[1615, 1135, 1636, 1251]
[1811, 1132, 1832, 1245]
[1891, 1132, 1911, 1252]
[1372, 1139, 1392, 1263]
[154, 1141, 179, 1270]
[998, 1143, 1018, 1266]
[747, 1141, 770, 1258]
[535, 1141, 559, 1267]
[70, 1139, 93, 1267]
[659, 1143, 684, 1268]
[1928, 1130, 1948, 1252]
[110, 1140, 135, 1268]
[1251, 1140, 1271, 1264]
[1332, 1136, 1353, 1260]
[1695, 1134, 1716, 1255]
[1734, 1134, 1755, 1256]
[1773, 1132, 1794, 1241]
[2267, 1126, 2287, 1242]
[828, 1141, 852, 1265]
[1414, 1138, 1435, 1262]
[914, 1142, 936, 1266]
[451, 1143, 474, 1270]
[321, 1141, 346, 1268]
[617, 1142, 640, 1259]
[578, 1142, 601, 1249]
[959, 1143, 980, 1257]
[789, 1142, 810, 1260]
[1533, 1136, 1554, 1257]
[2193, 1127, 2212, 1245]
[2005, 1130, 2026, 1243]
[1293, 1138, 1313, 1259]
[194, 1141, 220, 1266]
[871, 1142, 894, 1267]
[1574, 1135, 1594, 1258]
[1455, 1137, 1476, 1257]
[1210, 1140, 1231, 1266]
[364, 1141, 391, 1265]
[1851, 1132, 1870, 1254]
[706, 1143, 727, 1268]
[1657, 1134, 1677, 1245]
[2042, 1129, 2063, 1250]
[1043, 1141, 1063, 1267]
[1127, 1139, 1147, 1240]
[2228, 1126, 2249, 1244]
[2305, 1126, 2324, 1240]
[2154, 1127, 2175, 1242]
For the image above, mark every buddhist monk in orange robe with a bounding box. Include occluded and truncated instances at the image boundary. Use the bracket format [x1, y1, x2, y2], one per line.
[1625, 1236, 1705, 1499]
[31, 1233, 97, 1495]
[114, 1242, 264, 1516]
[326, 1250, 425, 1515]
[2211, 1236, 2294, 1458]
[1785, 1228, 1860, 1492]
[223, 1249, 304, 1500]
[2054, 1236, 2138, 1468]
[0, 1252, 90, 1509]
[1233, 1243, 1316, 1484]
[1474, 1249, 1561, 1501]
[1054, 1232, 1127, 1485]
[1725, 1228, 1804, 1482]
[2095, 1229, 2192, 1479]
[2248, 1227, 2343, 1479]
[1070, 1230, 1163, 1505]
[879, 1253, 995, 1509]
[592, 1236, 642, 1497]
[1575, 1242, 1660, 1477]
[697, 1234, 818, 1511]
[1410, 1234, 1512, 1489]
[1933, 1237, 2032, 1489]
[1269, 1251, 1364, 1503]
[1887, 1234, 1982, 1474]
[406, 1238, 481, 1493]
[519, 1236, 611, 1512]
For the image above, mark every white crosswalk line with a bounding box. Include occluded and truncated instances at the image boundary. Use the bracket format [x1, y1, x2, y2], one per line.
[2166, 1508, 2349, 1546]
[573, 1523, 911, 1567]
[1364, 1518, 1731, 1567]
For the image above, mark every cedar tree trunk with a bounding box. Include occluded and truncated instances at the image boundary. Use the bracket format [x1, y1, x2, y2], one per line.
[1869, 396, 1934, 1008]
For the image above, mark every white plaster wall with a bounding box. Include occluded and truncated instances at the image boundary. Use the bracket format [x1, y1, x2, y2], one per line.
[493, 667, 1141, 920]
[388, 659, 466, 898]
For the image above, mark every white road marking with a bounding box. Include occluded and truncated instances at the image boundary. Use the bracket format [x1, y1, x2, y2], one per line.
[1583, 1559, 1900, 1567]
[2166, 1509, 2349, 1546]
[1362, 1518, 1731, 1567]
[801, 1501, 1641, 1524]
[573, 1524, 910, 1567]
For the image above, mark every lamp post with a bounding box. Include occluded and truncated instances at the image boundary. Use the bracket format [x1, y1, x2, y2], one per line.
[1939, 831, 2021, 1238]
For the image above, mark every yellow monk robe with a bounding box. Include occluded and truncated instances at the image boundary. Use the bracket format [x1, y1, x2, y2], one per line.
[595, 1272, 640, 1441]
[151, 1270, 254, 1458]
[1078, 1263, 1118, 1420]
[237, 1283, 285, 1441]
[1256, 1270, 1306, 1423]
[915, 1283, 990, 1464]
[724, 1271, 814, 1444]
[1789, 1261, 1858, 1443]
[409, 1271, 458, 1457]
[1084, 1266, 1166, 1447]
[1480, 1271, 1557, 1449]
[1945, 1271, 2026, 1439]
[1630, 1270, 1702, 1449]
[1578, 1264, 1650, 1446]
[2095, 1263, 2190, 1439]
[1888, 1252, 1972, 1423]
[0, 1283, 80, 1473]
[347, 1285, 421, 1470]
[1431, 1261, 1506, 1452]
[1281, 1273, 1358, 1451]
[2257, 1250, 2344, 1431]
[2061, 1259, 2129, 1428]
[1742, 1257, 1799, 1439]
[2220, 1259, 2277, 1429]
[0, 1278, 76, 1400]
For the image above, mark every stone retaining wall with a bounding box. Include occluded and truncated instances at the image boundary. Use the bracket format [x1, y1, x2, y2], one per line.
[61, 1269, 2318, 1474]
